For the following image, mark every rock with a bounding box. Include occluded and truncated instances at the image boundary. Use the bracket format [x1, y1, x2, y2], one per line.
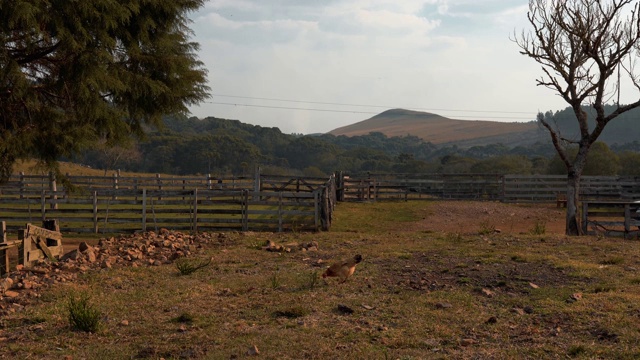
[435, 302, 452, 309]
[481, 288, 494, 297]
[337, 304, 354, 315]
[511, 307, 525, 316]
[529, 282, 539, 289]
[567, 292, 583, 303]
[460, 338, 475, 346]
[247, 345, 260, 356]
[78, 242, 92, 252]
[4, 291, 19, 298]
[85, 249, 97, 263]
[120, 320, 129, 326]
[0, 277, 14, 293]
[485, 316, 497, 324]
[61, 250, 81, 261]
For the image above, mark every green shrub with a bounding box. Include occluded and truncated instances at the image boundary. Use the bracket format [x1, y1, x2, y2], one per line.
[529, 220, 546, 235]
[478, 221, 496, 235]
[67, 292, 102, 333]
[175, 257, 212, 275]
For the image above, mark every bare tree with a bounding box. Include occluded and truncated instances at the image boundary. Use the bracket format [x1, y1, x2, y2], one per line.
[515, 0, 640, 235]
[95, 138, 142, 176]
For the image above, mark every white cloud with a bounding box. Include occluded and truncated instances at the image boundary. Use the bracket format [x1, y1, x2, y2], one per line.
[188, 1, 569, 134]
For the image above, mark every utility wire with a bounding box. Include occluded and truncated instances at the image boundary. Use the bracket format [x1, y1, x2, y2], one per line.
[207, 101, 535, 120]
[208, 93, 535, 115]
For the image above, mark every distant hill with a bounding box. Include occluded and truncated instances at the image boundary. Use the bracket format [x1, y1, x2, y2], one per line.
[328, 109, 547, 146]
[329, 107, 640, 148]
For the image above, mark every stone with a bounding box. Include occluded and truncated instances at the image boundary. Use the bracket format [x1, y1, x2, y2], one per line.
[78, 242, 92, 252]
[481, 288, 494, 297]
[0, 277, 14, 293]
[61, 250, 81, 261]
[247, 345, 260, 356]
[4, 291, 19, 298]
[460, 338, 475, 346]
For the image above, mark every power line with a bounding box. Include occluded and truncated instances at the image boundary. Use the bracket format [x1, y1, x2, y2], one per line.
[209, 93, 536, 115]
[207, 101, 536, 121]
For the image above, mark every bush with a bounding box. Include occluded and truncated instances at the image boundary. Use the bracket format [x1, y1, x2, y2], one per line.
[175, 257, 212, 275]
[67, 292, 102, 333]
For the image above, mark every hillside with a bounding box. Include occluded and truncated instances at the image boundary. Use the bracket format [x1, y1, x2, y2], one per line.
[328, 109, 544, 145]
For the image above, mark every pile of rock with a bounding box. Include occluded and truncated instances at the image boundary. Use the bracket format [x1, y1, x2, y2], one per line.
[0, 229, 233, 315]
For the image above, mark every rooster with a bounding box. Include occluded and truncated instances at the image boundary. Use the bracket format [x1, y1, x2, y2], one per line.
[322, 254, 363, 283]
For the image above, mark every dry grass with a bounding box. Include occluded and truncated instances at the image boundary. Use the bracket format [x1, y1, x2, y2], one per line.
[12, 159, 157, 177]
[3, 201, 640, 359]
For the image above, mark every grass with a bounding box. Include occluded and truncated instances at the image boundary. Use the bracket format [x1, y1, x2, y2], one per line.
[3, 201, 640, 359]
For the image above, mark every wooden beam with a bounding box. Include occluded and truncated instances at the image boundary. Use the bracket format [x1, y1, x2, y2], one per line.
[26, 224, 62, 241]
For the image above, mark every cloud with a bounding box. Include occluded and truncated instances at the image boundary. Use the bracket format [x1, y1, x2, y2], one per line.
[188, 1, 568, 135]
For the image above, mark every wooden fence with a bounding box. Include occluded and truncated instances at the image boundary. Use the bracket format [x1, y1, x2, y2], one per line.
[0, 172, 336, 235]
[337, 173, 640, 203]
[3, 171, 640, 235]
[338, 173, 504, 201]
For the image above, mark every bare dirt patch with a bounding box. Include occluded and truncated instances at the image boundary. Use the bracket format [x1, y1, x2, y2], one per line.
[409, 200, 567, 235]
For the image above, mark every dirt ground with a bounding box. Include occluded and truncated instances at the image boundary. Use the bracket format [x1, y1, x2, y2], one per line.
[410, 200, 567, 235]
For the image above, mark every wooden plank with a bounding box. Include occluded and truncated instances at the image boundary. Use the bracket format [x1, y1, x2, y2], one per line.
[26, 224, 62, 241]
[33, 236, 56, 261]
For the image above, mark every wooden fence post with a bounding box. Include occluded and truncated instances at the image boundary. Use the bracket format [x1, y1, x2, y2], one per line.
[242, 190, 249, 231]
[254, 166, 261, 200]
[278, 192, 283, 232]
[335, 171, 344, 202]
[112, 173, 119, 200]
[40, 190, 46, 222]
[49, 171, 58, 209]
[314, 190, 319, 231]
[1, 221, 8, 274]
[19, 171, 25, 199]
[156, 174, 162, 200]
[134, 178, 139, 201]
[142, 189, 147, 232]
[92, 191, 98, 233]
[192, 189, 198, 233]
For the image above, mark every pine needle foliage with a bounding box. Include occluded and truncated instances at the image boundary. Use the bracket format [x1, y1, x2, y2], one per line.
[0, 0, 210, 181]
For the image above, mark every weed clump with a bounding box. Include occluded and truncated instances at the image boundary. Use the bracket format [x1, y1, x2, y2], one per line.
[529, 220, 546, 235]
[478, 221, 496, 235]
[175, 257, 212, 275]
[67, 292, 102, 333]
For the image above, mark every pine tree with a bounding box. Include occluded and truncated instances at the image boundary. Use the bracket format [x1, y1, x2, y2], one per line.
[0, 0, 209, 180]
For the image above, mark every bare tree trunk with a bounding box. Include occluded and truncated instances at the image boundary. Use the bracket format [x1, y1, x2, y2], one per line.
[566, 171, 582, 236]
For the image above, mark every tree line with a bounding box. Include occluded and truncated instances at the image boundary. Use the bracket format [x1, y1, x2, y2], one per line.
[69, 111, 640, 177]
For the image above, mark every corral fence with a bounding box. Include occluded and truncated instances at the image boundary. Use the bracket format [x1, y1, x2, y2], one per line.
[337, 173, 640, 202]
[2, 170, 639, 235]
[0, 171, 336, 235]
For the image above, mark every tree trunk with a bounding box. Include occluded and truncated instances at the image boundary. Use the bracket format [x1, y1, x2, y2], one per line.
[566, 172, 582, 236]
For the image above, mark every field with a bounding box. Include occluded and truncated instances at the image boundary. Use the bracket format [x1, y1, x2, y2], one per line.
[2, 200, 640, 359]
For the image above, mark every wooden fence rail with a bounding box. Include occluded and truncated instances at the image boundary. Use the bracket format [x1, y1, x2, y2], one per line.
[0, 187, 332, 235]
[339, 173, 640, 203]
[0, 170, 336, 236]
[3, 171, 640, 236]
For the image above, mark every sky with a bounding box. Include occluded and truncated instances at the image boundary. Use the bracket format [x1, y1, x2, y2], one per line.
[187, 0, 570, 135]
